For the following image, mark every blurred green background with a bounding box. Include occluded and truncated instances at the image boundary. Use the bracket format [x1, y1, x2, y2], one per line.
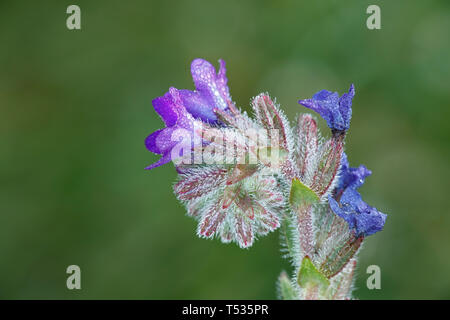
[0, 0, 449, 299]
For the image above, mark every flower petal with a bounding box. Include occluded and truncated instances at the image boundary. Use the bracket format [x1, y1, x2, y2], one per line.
[355, 209, 387, 236]
[145, 127, 178, 155]
[178, 89, 217, 122]
[328, 188, 386, 237]
[152, 91, 178, 127]
[145, 129, 164, 154]
[298, 84, 354, 131]
[190, 59, 230, 111]
[337, 153, 372, 192]
[144, 152, 173, 170]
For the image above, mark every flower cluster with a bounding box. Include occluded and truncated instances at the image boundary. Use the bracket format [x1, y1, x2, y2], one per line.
[145, 58, 387, 299]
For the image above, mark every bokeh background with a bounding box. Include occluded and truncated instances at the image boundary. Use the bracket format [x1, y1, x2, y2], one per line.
[0, 0, 449, 299]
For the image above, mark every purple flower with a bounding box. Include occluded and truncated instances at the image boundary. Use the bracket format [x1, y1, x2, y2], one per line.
[145, 58, 233, 169]
[330, 153, 385, 236]
[179, 58, 232, 123]
[328, 189, 386, 236]
[337, 153, 372, 191]
[298, 84, 355, 131]
[145, 87, 198, 170]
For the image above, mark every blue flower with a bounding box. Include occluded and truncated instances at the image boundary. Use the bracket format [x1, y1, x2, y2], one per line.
[329, 153, 386, 236]
[337, 153, 372, 192]
[298, 84, 355, 131]
[328, 189, 386, 237]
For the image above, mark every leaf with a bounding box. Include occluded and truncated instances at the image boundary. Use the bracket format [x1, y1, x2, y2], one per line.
[319, 234, 364, 278]
[277, 271, 297, 300]
[226, 164, 258, 185]
[234, 213, 254, 248]
[289, 179, 319, 257]
[297, 256, 330, 291]
[310, 133, 344, 198]
[197, 200, 227, 238]
[253, 203, 280, 233]
[314, 204, 346, 252]
[289, 178, 319, 208]
[175, 167, 228, 200]
[257, 146, 288, 169]
[252, 94, 292, 152]
[184, 196, 208, 217]
[296, 114, 319, 180]
[219, 218, 234, 243]
[279, 214, 296, 260]
[329, 259, 357, 300]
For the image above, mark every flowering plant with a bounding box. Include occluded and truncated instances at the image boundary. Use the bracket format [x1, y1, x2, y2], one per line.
[145, 58, 387, 300]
